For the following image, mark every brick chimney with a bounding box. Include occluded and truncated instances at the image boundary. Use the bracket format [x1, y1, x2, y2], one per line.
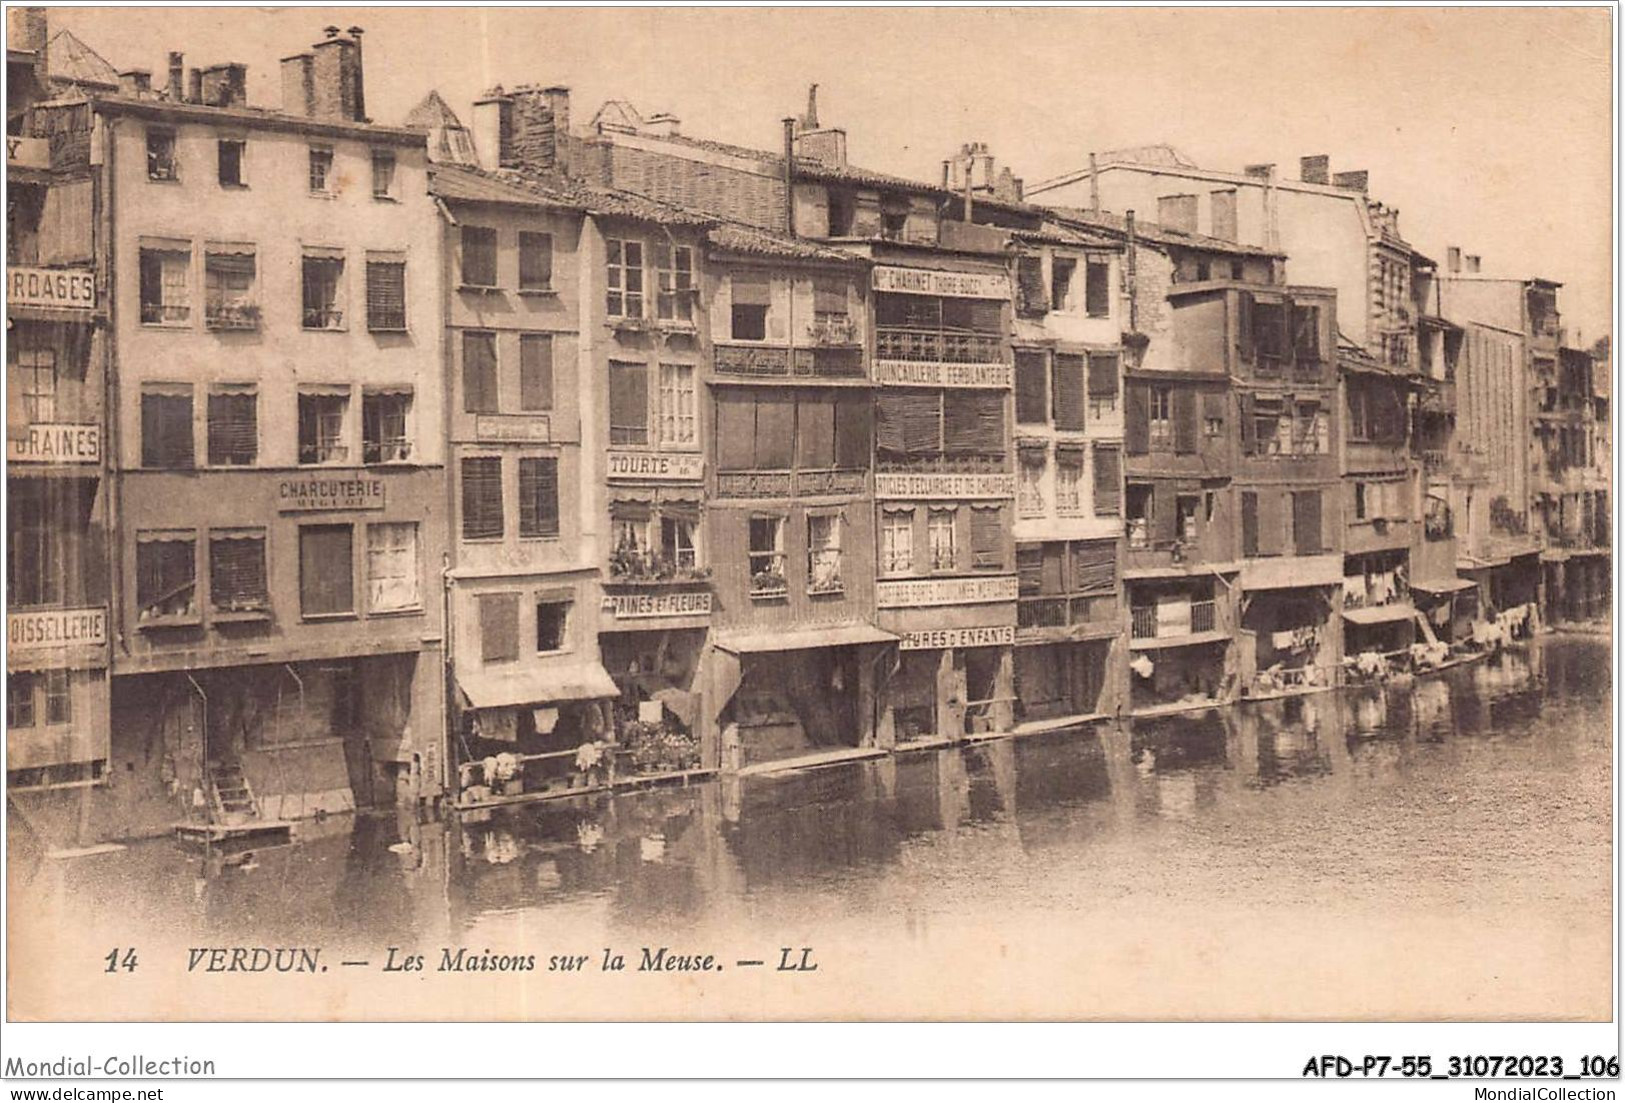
[187, 68, 203, 104]
[118, 69, 152, 97]
[201, 63, 248, 108]
[1299, 154, 1330, 185]
[1243, 163, 1275, 180]
[310, 26, 364, 122]
[1332, 169, 1368, 193]
[1465, 255, 1481, 274]
[1447, 246, 1461, 274]
[281, 53, 314, 115]
[471, 86, 512, 171]
[167, 52, 184, 102]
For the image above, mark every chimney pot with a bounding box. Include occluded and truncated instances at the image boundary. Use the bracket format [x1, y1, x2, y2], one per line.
[1465, 255, 1481, 274]
[324, 25, 341, 38]
[281, 53, 314, 116]
[187, 68, 203, 104]
[118, 69, 152, 97]
[167, 51, 184, 101]
[1299, 154, 1330, 185]
[1447, 246, 1461, 274]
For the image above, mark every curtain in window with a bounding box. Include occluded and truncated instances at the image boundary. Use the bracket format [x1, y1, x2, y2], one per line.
[366, 523, 419, 611]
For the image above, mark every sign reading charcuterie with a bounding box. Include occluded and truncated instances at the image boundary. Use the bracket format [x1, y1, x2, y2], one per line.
[872, 265, 1010, 300]
[277, 474, 386, 512]
[8, 266, 95, 310]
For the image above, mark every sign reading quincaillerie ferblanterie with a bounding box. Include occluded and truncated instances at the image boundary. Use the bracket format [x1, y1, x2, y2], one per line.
[277, 475, 386, 512]
[876, 575, 1019, 608]
[872, 265, 1010, 300]
[7, 423, 101, 464]
[874, 472, 1015, 500]
[874, 360, 1011, 388]
[603, 590, 713, 620]
[8, 266, 96, 310]
[607, 451, 704, 481]
[898, 624, 1016, 650]
[8, 607, 108, 654]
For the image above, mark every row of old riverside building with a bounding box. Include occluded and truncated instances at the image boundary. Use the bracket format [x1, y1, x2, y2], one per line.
[7, 15, 1611, 845]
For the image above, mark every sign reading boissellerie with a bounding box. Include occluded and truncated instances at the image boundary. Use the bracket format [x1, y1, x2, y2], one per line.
[7, 423, 100, 463]
[8, 266, 95, 310]
[876, 575, 1019, 608]
[872, 265, 1010, 300]
[9, 607, 107, 654]
[277, 475, 386, 512]
[874, 360, 1011, 388]
[899, 624, 1016, 650]
[604, 591, 713, 619]
[875, 472, 1015, 500]
[607, 451, 704, 481]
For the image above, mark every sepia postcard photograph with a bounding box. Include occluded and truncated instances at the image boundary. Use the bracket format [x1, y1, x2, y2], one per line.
[1, 0, 1616, 1062]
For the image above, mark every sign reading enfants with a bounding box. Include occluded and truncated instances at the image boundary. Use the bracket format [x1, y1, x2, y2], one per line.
[277, 475, 386, 512]
[899, 625, 1015, 650]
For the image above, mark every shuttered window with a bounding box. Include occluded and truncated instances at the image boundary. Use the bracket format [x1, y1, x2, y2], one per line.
[1123, 383, 1149, 455]
[1236, 291, 1255, 363]
[479, 592, 520, 664]
[1241, 491, 1259, 556]
[1084, 257, 1111, 318]
[1016, 546, 1044, 595]
[1071, 540, 1116, 595]
[608, 360, 648, 445]
[461, 457, 504, 541]
[716, 391, 756, 472]
[518, 456, 560, 539]
[943, 391, 1005, 455]
[1291, 302, 1321, 364]
[461, 226, 498, 288]
[1015, 254, 1047, 317]
[298, 524, 353, 617]
[1087, 353, 1119, 415]
[142, 387, 194, 469]
[876, 392, 941, 455]
[137, 535, 197, 619]
[796, 395, 836, 469]
[1052, 353, 1086, 431]
[365, 522, 419, 612]
[1239, 392, 1257, 454]
[1014, 351, 1048, 425]
[970, 506, 1004, 570]
[753, 393, 794, 469]
[814, 278, 847, 315]
[1092, 444, 1120, 515]
[834, 392, 871, 469]
[1173, 387, 1198, 454]
[1258, 490, 1285, 556]
[366, 259, 406, 331]
[463, 331, 498, 413]
[519, 334, 553, 411]
[1292, 490, 1323, 556]
[206, 388, 256, 466]
[519, 231, 553, 291]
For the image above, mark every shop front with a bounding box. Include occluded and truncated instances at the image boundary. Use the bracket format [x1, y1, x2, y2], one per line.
[879, 575, 1018, 745]
[598, 586, 713, 779]
[1237, 556, 1341, 699]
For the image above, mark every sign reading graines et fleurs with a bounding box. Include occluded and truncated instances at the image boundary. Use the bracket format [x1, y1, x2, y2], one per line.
[876, 575, 1019, 609]
[872, 265, 1011, 300]
[277, 475, 386, 512]
[7, 266, 95, 310]
[7, 423, 101, 464]
[898, 624, 1016, 651]
[603, 590, 713, 620]
[607, 451, 704, 481]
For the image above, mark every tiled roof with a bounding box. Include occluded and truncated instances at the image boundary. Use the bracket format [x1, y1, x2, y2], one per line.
[1044, 205, 1282, 257]
[46, 30, 118, 89]
[430, 164, 715, 226]
[706, 223, 865, 264]
[1011, 224, 1120, 249]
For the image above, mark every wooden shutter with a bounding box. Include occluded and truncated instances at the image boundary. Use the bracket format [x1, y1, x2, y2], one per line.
[1240, 491, 1259, 556]
[944, 392, 1004, 454]
[461, 226, 497, 287]
[1258, 489, 1284, 555]
[1092, 444, 1120, 514]
[878, 391, 941, 454]
[519, 231, 553, 291]
[519, 457, 559, 538]
[1014, 351, 1048, 425]
[1053, 353, 1086, 431]
[1016, 545, 1044, 594]
[753, 392, 795, 469]
[1239, 391, 1257, 454]
[461, 457, 504, 540]
[1085, 258, 1111, 318]
[813, 278, 847, 314]
[834, 392, 871, 469]
[1173, 386, 1198, 454]
[716, 391, 757, 471]
[1015, 255, 1047, 317]
[1292, 302, 1320, 364]
[970, 506, 1004, 569]
[479, 592, 520, 663]
[298, 524, 353, 616]
[206, 391, 256, 465]
[1292, 489, 1323, 556]
[519, 334, 553, 411]
[608, 360, 648, 445]
[1088, 353, 1119, 398]
[1237, 290, 1255, 364]
[796, 394, 836, 469]
[1071, 540, 1116, 595]
[1124, 382, 1150, 455]
[209, 534, 267, 609]
[1152, 479, 1178, 545]
[366, 261, 406, 330]
[463, 332, 498, 413]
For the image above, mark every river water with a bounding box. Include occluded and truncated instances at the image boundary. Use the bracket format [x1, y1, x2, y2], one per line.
[8, 635, 1613, 1020]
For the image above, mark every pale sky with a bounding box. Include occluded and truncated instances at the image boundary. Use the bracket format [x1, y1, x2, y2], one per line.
[52, 5, 1614, 343]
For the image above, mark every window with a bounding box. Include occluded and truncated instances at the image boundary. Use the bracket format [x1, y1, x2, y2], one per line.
[813, 277, 850, 334]
[970, 507, 1004, 570]
[1093, 444, 1121, 515]
[1056, 450, 1084, 515]
[147, 129, 177, 181]
[209, 530, 267, 613]
[297, 524, 353, 617]
[658, 363, 696, 446]
[1018, 450, 1046, 517]
[928, 509, 957, 572]
[308, 146, 333, 193]
[1085, 256, 1111, 317]
[1053, 353, 1087, 431]
[882, 510, 914, 575]
[609, 360, 649, 445]
[139, 246, 191, 324]
[1202, 391, 1225, 438]
[297, 389, 350, 465]
[1088, 353, 1118, 419]
[517, 231, 553, 292]
[654, 243, 694, 321]
[519, 334, 553, 411]
[201, 245, 258, 330]
[301, 251, 344, 329]
[611, 510, 649, 562]
[461, 226, 497, 288]
[365, 256, 407, 331]
[479, 592, 520, 663]
[606, 238, 644, 317]
[661, 515, 697, 570]
[731, 306, 768, 341]
[1126, 484, 1152, 548]
[362, 389, 412, 463]
[1177, 494, 1200, 544]
[141, 385, 194, 469]
[807, 513, 844, 594]
[42, 669, 69, 725]
[748, 516, 786, 596]
[136, 533, 197, 621]
[15, 346, 56, 421]
[942, 392, 1005, 456]
[1240, 490, 1259, 556]
[1252, 395, 1286, 455]
[1204, 490, 1217, 524]
[1195, 259, 1211, 282]
[1291, 401, 1327, 455]
[217, 138, 245, 187]
[536, 599, 569, 653]
[370, 149, 396, 199]
[1292, 490, 1323, 556]
[518, 456, 560, 539]
[206, 386, 257, 466]
[1015, 254, 1048, 317]
[1148, 386, 1173, 449]
[1354, 482, 1368, 521]
[1014, 351, 1048, 425]
[7, 482, 73, 607]
[1050, 257, 1076, 312]
[879, 193, 909, 239]
[461, 457, 504, 541]
[1292, 303, 1322, 365]
[462, 331, 498, 413]
[7, 675, 34, 728]
[366, 522, 419, 612]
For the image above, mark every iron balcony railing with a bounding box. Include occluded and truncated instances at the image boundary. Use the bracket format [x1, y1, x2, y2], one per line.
[875, 326, 1002, 365]
[1130, 599, 1215, 640]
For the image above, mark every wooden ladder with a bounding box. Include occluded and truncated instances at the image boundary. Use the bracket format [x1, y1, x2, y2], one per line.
[209, 762, 261, 825]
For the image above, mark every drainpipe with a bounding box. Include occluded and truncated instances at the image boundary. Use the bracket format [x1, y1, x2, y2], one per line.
[1089, 152, 1100, 213]
[1125, 209, 1138, 333]
[782, 117, 797, 238]
[102, 116, 125, 657]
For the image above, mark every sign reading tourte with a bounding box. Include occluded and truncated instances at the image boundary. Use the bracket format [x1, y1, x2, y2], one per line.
[876, 575, 1019, 608]
[8, 607, 108, 654]
[604, 590, 714, 620]
[7, 423, 101, 464]
[607, 451, 704, 481]
[872, 265, 1011, 300]
[899, 624, 1016, 650]
[8, 266, 96, 311]
[277, 474, 386, 512]
[875, 472, 1016, 500]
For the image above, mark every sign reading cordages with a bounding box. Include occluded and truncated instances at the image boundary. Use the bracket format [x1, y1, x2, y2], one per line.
[277, 474, 385, 512]
[7, 266, 95, 310]
[7, 423, 100, 464]
[872, 265, 1011, 300]
[8, 607, 108, 656]
[607, 451, 704, 482]
[899, 624, 1015, 651]
[876, 575, 1019, 609]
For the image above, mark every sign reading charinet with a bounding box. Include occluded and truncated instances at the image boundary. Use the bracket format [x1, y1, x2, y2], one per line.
[607, 451, 704, 482]
[8, 423, 100, 464]
[872, 265, 1010, 300]
[278, 474, 386, 512]
[8, 266, 95, 311]
[9, 607, 108, 655]
[876, 575, 1018, 609]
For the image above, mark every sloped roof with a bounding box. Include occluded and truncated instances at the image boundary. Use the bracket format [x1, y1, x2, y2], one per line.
[1045, 205, 1282, 257]
[46, 29, 117, 90]
[1095, 144, 1200, 169]
[405, 89, 464, 129]
[706, 223, 865, 264]
[430, 163, 714, 227]
[406, 90, 478, 166]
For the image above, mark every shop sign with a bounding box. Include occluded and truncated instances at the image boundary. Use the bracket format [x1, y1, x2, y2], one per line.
[7, 423, 100, 464]
[898, 624, 1016, 651]
[603, 590, 713, 620]
[9, 607, 107, 654]
[875, 472, 1015, 500]
[8, 266, 95, 311]
[607, 451, 704, 482]
[877, 575, 1018, 609]
[872, 265, 1010, 300]
[6, 136, 49, 170]
[277, 474, 386, 512]
[874, 360, 1011, 388]
[474, 415, 551, 443]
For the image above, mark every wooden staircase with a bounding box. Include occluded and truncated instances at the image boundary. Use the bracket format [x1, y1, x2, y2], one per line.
[208, 762, 261, 826]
